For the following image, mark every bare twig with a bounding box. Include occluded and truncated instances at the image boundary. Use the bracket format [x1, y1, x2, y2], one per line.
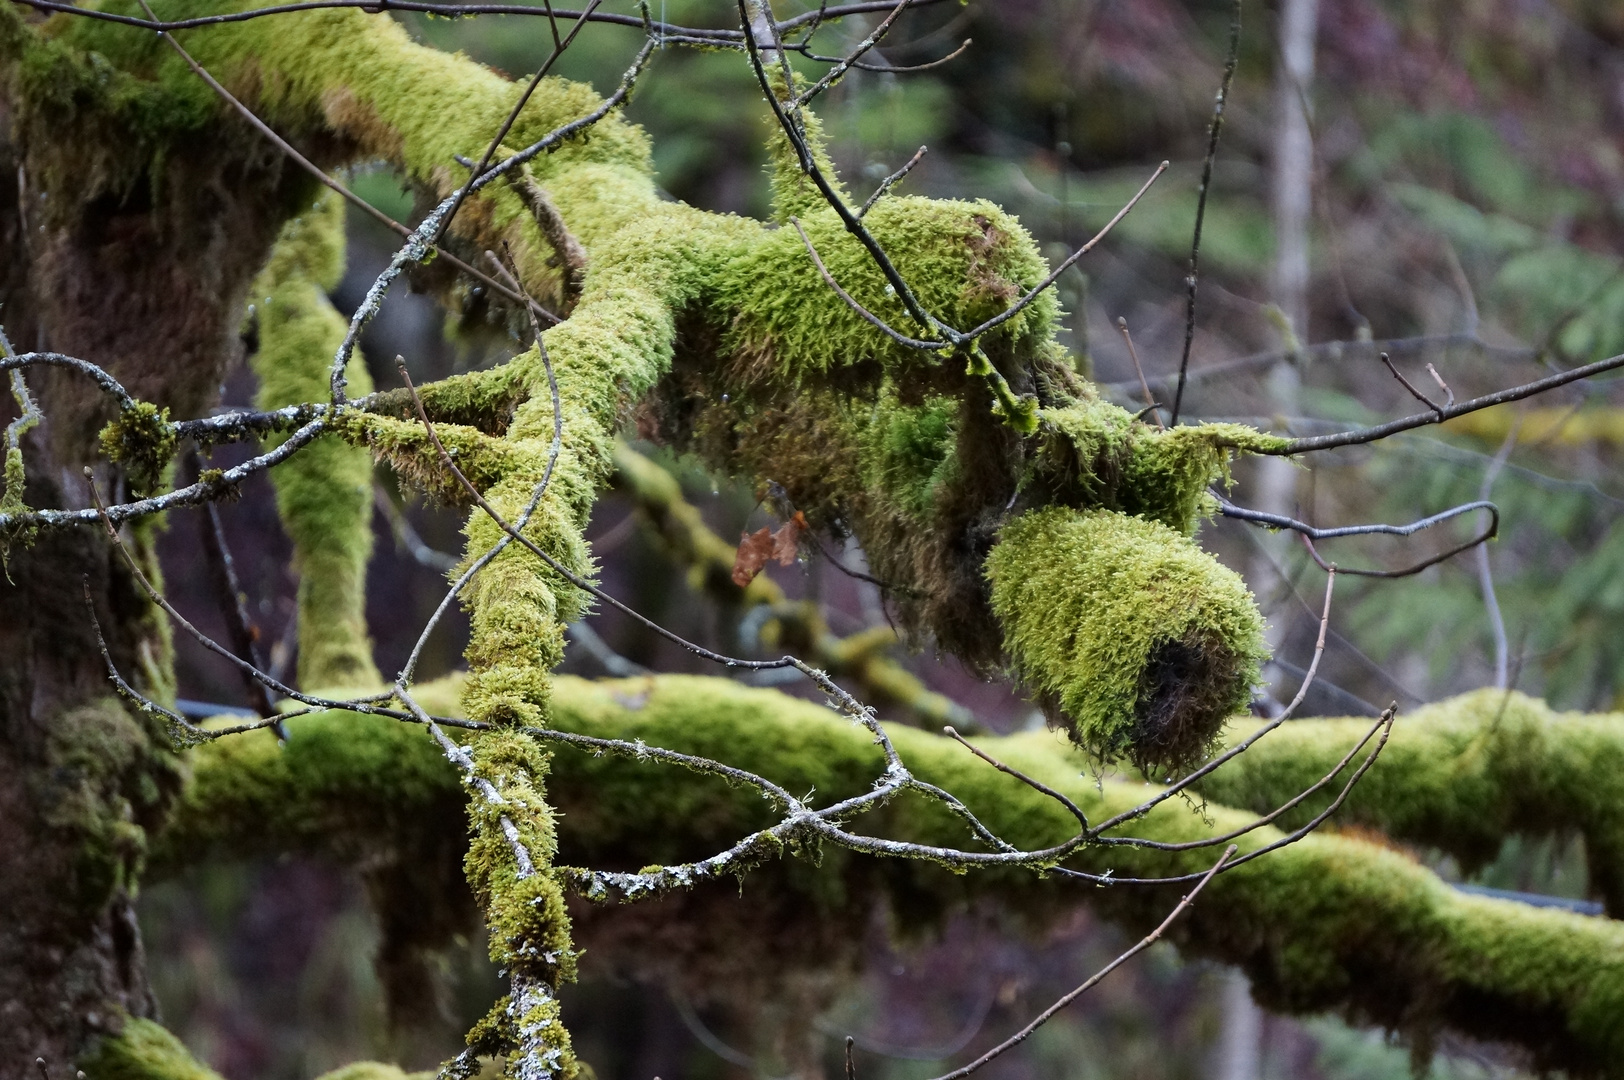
[1379, 351, 1445, 419]
[1268, 348, 1624, 455]
[187, 453, 286, 737]
[1116, 317, 1163, 429]
[858, 145, 928, 217]
[435, 0, 603, 242]
[793, 0, 915, 107]
[1478, 417, 1521, 689]
[787, 218, 947, 350]
[1217, 495, 1498, 579]
[960, 161, 1168, 342]
[1169, 0, 1243, 426]
[926, 846, 1234, 1080]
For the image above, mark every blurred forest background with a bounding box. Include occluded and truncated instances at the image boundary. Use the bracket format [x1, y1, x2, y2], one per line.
[138, 0, 1624, 1077]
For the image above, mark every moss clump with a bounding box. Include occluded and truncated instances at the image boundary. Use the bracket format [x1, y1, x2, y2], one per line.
[988, 507, 1266, 771]
[78, 1018, 222, 1080]
[2, 444, 36, 559]
[1031, 400, 1288, 535]
[97, 401, 175, 498]
[250, 192, 380, 690]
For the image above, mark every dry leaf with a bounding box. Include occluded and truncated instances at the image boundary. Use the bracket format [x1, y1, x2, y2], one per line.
[771, 511, 808, 566]
[732, 526, 774, 586]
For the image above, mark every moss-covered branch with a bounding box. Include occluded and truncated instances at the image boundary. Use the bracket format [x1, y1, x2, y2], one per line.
[250, 192, 380, 689]
[158, 676, 1624, 1076]
[1199, 688, 1624, 915]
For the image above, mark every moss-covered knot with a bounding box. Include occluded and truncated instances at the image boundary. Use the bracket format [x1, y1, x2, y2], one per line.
[98, 400, 175, 497]
[987, 506, 1266, 772]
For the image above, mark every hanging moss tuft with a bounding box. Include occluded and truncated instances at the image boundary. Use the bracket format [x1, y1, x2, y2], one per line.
[987, 506, 1266, 771]
[97, 402, 175, 498]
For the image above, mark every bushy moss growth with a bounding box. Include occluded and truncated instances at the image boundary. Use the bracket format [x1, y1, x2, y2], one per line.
[1199, 688, 1624, 916]
[988, 507, 1266, 771]
[250, 192, 380, 690]
[98, 402, 176, 498]
[79, 1018, 222, 1080]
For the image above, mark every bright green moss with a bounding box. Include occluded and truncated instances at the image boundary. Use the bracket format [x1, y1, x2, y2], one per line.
[79, 1018, 223, 1080]
[1200, 688, 1624, 916]
[1032, 400, 1288, 535]
[764, 73, 851, 223]
[988, 507, 1266, 771]
[250, 192, 380, 690]
[713, 196, 1057, 379]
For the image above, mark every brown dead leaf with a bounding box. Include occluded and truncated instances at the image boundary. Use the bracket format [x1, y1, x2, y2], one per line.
[732, 526, 774, 587]
[771, 511, 808, 566]
[733, 512, 808, 586]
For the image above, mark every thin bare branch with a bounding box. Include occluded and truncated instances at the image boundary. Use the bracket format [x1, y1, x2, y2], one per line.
[1268, 348, 1624, 455]
[1116, 317, 1163, 429]
[1169, 0, 1243, 426]
[858, 145, 928, 217]
[926, 846, 1234, 1080]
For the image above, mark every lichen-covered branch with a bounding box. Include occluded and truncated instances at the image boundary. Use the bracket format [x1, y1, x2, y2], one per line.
[158, 676, 1624, 1075]
[1199, 688, 1624, 916]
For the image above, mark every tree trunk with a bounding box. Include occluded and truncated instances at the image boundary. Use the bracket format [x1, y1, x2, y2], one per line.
[0, 76, 304, 1074]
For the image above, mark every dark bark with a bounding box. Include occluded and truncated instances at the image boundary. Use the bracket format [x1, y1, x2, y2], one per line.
[0, 76, 308, 1078]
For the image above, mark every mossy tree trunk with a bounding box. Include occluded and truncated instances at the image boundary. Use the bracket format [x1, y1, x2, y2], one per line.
[0, 20, 323, 1068]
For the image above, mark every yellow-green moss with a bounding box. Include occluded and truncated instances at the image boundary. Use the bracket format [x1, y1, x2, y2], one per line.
[79, 1018, 222, 1080]
[988, 507, 1266, 771]
[98, 402, 176, 498]
[1032, 400, 1287, 535]
[160, 675, 1624, 1075]
[1200, 688, 1624, 916]
[313, 1063, 435, 1080]
[250, 192, 380, 689]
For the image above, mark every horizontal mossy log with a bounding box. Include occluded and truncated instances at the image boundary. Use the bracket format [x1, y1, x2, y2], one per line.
[155, 675, 1624, 1076]
[1198, 688, 1624, 915]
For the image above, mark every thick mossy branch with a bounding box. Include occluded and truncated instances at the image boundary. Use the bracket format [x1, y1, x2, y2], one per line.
[989, 507, 1266, 771]
[1199, 688, 1624, 916]
[250, 192, 380, 689]
[160, 676, 1624, 1076]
